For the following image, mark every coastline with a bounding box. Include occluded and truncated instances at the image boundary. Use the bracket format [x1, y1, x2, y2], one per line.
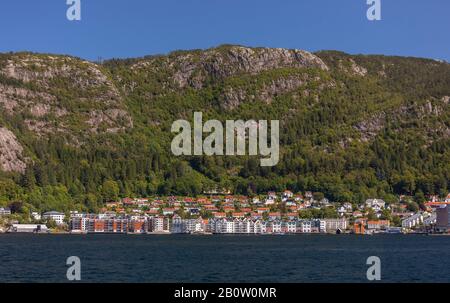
[0, 231, 438, 236]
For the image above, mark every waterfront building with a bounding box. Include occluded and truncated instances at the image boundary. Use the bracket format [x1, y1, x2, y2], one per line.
[10, 224, 48, 233]
[83, 218, 128, 233]
[318, 220, 327, 233]
[298, 220, 312, 233]
[87, 219, 104, 233]
[171, 216, 206, 234]
[42, 211, 65, 225]
[401, 213, 424, 229]
[208, 218, 266, 234]
[209, 218, 225, 234]
[128, 219, 147, 233]
[286, 221, 297, 233]
[367, 220, 390, 230]
[423, 213, 437, 226]
[225, 219, 235, 233]
[436, 204, 450, 232]
[323, 218, 348, 232]
[272, 221, 282, 233]
[353, 222, 365, 234]
[105, 218, 129, 233]
[234, 219, 246, 233]
[149, 216, 170, 233]
[171, 215, 185, 233]
[70, 216, 89, 233]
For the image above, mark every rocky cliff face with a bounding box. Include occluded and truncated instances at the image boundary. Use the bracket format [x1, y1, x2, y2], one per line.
[0, 127, 26, 173]
[0, 53, 132, 137]
[124, 45, 328, 90]
[169, 46, 329, 89]
[0, 45, 449, 176]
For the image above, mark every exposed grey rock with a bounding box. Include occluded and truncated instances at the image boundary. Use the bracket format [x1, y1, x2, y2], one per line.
[222, 75, 308, 109]
[354, 112, 386, 142]
[0, 54, 133, 137]
[87, 108, 133, 133]
[0, 84, 56, 114]
[133, 46, 329, 90]
[0, 127, 26, 173]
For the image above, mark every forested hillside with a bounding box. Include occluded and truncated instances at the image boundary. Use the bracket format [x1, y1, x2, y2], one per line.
[0, 45, 449, 212]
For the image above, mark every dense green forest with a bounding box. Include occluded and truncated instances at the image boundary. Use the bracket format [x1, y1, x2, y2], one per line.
[0, 45, 449, 212]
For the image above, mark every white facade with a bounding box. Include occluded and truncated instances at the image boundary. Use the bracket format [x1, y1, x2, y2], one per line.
[151, 217, 170, 232]
[423, 213, 436, 226]
[365, 199, 386, 211]
[11, 224, 48, 233]
[324, 218, 348, 231]
[401, 213, 424, 229]
[42, 211, 65, 225]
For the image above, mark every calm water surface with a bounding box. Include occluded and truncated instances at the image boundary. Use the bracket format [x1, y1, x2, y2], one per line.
[0, 234, 448, 282]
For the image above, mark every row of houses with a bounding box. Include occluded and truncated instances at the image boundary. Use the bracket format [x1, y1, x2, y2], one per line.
[206, 218, 328, 234]
[400, 211, 445, 230]
[3, 210, 66, 225]
[397, 204, 450, 233]
[111, 195, 393, 218]
[353, 219, 391, 234]
[170, 217, 347, 234]
[70, 215, 170, 234]
[425, 202, 450, 232]
[436, 204, 450, 232]
[69, 213, 348, 234]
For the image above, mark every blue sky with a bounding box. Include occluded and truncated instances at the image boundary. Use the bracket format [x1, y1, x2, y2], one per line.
[0, 0, 449, 61]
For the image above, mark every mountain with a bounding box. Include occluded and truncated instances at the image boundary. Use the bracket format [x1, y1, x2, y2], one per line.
[0, 45, 449, 211]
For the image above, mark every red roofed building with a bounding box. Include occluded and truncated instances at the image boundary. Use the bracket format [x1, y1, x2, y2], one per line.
[268, 212, 281, 220]
[213, 212, 226, 218]
[223, 206, 235, 213]
[122, 197, 134, 205]
[367, 220, 390, 230]
[197, 198, 209, 204]
[256, 207, 269, 214]
[286, 212, 298, 219]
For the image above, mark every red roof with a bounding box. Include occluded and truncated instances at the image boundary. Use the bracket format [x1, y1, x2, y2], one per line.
[426, 201, 450, 206]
